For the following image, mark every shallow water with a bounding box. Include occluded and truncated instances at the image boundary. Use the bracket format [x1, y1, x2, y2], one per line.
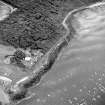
[16, 35, 104, 105]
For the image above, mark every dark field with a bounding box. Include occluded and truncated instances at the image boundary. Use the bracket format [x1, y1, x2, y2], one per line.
[0, 0, 100, 52]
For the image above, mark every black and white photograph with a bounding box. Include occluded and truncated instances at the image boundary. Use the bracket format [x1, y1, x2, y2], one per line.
[0, 0, 104, 105]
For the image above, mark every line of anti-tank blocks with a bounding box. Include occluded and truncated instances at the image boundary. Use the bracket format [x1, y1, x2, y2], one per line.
[0, 1, 105, 105]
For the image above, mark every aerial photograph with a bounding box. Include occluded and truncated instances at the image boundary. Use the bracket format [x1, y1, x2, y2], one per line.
[0, 0, 105, 105]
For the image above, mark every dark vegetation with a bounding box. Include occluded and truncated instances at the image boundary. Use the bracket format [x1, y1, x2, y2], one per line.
[0, 0, 66, 53]
[9, 50, 26, 68]
[7, 87, 28, 102]
[0, 0, 101, 53]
